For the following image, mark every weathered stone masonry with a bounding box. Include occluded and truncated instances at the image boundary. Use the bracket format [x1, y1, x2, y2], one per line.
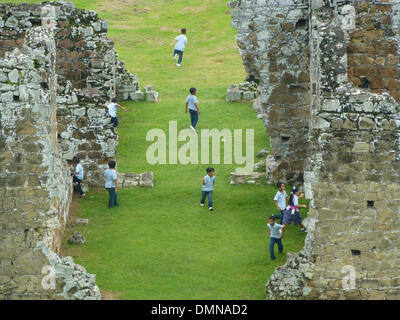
[230, 0, 311, 185]
[0, 1, 153, 186]
[230, 0, 400, 299]
[0, 27, 100, 300]
[0, 2, 155, 300]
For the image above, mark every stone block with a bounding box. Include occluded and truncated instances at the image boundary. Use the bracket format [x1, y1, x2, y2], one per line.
[352, 142, 370, 153]
[226, 88, 241, 102]
[140, 172, 154, 187]
[130, 90, 145, 101]
[68, 232, 86, 245]
[74, 218, 89, 226]
[123, 173, 140, 187]
[321, 99, 340, 112]
[145, 90, 158, 102]
[242, 91, 256, 101]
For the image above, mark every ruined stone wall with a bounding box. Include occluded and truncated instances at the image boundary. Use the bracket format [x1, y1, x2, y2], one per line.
[347, 1, 400, 102]
[229, 0, 311, 184]
[0, 27, 100, 300]
[0, 1, 150, 185]
[264, 1, 400, 300]
[0, 1, 140, 101]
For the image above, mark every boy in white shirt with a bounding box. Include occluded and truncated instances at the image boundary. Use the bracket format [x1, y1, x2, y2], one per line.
[71, 156, 86, 198]
[170, 28, 188, 67]
[108, 98, 127, 128]
[273, 181, 287, 224]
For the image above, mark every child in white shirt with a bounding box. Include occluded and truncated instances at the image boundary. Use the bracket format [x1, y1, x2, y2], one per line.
[170, 28, 188, 67]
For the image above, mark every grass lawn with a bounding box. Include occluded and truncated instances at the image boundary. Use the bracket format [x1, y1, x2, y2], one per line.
[6, 0, 307, 299]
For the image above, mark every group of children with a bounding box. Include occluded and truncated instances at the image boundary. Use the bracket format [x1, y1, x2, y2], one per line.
[267, 182, 307, 260]
[78, 27, 307, 258]
[71, 157, 119, 208]
[71, 159, 216, 211]
[107, 28, 197, 133]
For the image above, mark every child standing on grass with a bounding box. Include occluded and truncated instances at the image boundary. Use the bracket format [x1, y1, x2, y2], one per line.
[273, 181, 288, 224]
[267, 216, 283, 260]
[200, 167, 216, 212]
[170, 28, 188, 67]
[185, 87, 200, 132]
[71, 156, 86, 198]
[108, 98, 127, 128]
[282, 186, 307, 233]
[105, 160, 119, 208]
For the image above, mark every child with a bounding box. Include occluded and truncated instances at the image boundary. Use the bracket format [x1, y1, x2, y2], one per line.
[282, 186, 307, 233]
[104, 160, 119, 208]
[170, 28, 188, 67]
[267, 216, 283, 260]
[200, 167, 216, 211]
[108, 98, 127, 128]
[71, 156, 86, 198]
[185, 87, 200, 132]
[273, 181, 287, 224]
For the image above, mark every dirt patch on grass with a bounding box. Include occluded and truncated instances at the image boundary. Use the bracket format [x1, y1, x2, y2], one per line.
[160, 26, 179, 32]
[96, 0, 153, 13]
[133, 7, 151, 14]
[181, 6, 207, 14]
[101, 290, 121, 300]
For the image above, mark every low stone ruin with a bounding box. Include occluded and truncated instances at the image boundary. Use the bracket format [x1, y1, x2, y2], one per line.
[144, 85, 159, 103]
[230, 172, 266, 185]
[68, 232, 86, 245]
[118, 172, 155, 188]
[226, 81, 258, 102]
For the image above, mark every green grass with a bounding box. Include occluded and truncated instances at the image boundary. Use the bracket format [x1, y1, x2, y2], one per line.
[5, 0, 307, 299]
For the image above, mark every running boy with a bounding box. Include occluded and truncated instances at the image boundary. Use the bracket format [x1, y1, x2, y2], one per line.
[200, 167, 216, 212]
[71, 156, 86, 198]
[282, 186, 307, 233]
[104, 160, 119, 208]
[185, 87, 200, 131]
[273, 182, 288, 224]
[108, 98, 127, 128]
[170, 28, 188, 67]
[267, 216, 283, 260]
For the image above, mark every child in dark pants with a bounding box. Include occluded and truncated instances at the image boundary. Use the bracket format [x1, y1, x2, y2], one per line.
[104, 160, 119, 208]
[282, 186, 307, 233]
[71, 156, 86, 198]
[200, 167, 216, 212]
[108, 98, 127, 128]
[185, 87, 200, 132]
[267, 216, 283, 260]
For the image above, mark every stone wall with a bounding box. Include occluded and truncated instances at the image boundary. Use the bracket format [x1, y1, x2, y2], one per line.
[0, 27, 100, 300]
[229, 0, 311, 185]
[0, 1, 141, 101]
[347, 1, 400, 102]
[264, 1, 400, 300]
[0, 1, 154, 186]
